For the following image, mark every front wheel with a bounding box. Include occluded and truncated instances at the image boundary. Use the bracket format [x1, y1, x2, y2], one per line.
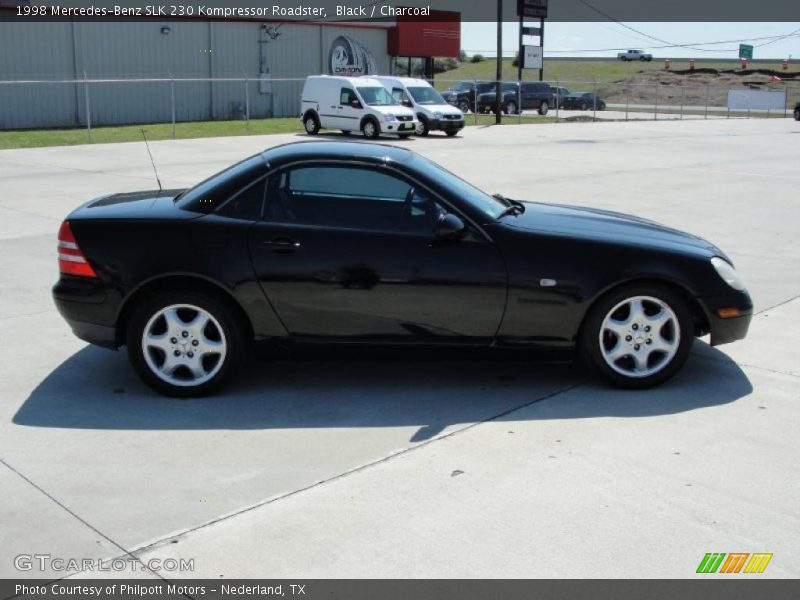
[361, 119, 380, 139]
[415, 116, 430, 136]
[126, 290, 246, 397]
[504, 100, 518, 115]
[580, 284, 693, 389]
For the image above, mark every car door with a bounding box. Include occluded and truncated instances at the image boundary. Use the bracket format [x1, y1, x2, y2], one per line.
[248, 162, 508, 342]
[335, 87, 363, 130]
[520, 83, 535, 110]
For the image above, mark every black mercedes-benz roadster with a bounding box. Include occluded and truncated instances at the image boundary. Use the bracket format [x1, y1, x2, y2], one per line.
[54, 141, 751, 396]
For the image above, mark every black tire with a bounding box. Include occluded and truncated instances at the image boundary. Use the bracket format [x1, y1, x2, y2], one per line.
[504, 100, 518, 115]
[125, 289, 247, 397]
[445, 130, 458, 137]
[416, 115, 430, 136]
[457, 99, 470, 114]
[579, 283, 694, 389]
[341, 130, 351, 136]
[398, 133, 411, 139]
[538, 100, 549, 116]
[303, 112, 320, 135]
[581, 102, 589, 111]
[794, 109, 800, 121]
[361, 118, 380, 139]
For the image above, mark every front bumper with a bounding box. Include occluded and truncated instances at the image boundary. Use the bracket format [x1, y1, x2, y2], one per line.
[380, 120, 418, 134]
[430, 118, 465, 132]
[53, 278, 119, 349]
[699, 293, 753, 346]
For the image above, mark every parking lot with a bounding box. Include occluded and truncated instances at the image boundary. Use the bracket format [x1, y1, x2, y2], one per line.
[1, 118, 799, 579]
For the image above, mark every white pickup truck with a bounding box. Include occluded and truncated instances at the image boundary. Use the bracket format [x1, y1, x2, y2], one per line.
[618, 49, 653, 62]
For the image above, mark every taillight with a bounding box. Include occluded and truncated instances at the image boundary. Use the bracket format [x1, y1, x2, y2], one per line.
[58, 221, 97, 278]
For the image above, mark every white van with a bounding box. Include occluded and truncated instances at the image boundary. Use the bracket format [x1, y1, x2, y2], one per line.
[300, 75, 417, 139]
[374, 76, 465, 137]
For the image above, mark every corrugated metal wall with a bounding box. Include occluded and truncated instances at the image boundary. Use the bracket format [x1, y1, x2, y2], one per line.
[0, 21, 391, 129]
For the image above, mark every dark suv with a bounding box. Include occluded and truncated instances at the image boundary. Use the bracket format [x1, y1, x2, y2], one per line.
[441, 81, 496, 113]
[477, 81, 554, 116]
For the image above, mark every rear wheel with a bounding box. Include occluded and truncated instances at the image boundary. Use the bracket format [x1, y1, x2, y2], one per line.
[580, 284, 693, 389]
[303, 113, 320, 135]
[126, 289, 246, 397]
[504, 100, 518, 115]
[581, 102, 589, 111]
[538, 100, 549, 116]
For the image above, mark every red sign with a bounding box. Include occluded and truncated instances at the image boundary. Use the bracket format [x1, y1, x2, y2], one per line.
[387, 10, 460, 58]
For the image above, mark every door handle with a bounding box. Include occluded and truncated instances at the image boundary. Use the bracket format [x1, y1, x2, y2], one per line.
[260, 238, 300, 253]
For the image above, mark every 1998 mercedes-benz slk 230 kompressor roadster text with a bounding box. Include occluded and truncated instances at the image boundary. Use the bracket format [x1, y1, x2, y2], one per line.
[53, 141, 751, 396]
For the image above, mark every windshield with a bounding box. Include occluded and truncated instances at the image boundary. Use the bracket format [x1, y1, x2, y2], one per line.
[452, 81, 473, 92]
[410, 154, 507, 220]
[407, 86, 446, 105]
[357, 86, 397, 106]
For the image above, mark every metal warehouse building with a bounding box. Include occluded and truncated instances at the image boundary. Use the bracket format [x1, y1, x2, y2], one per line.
[0, 16, 459, 129]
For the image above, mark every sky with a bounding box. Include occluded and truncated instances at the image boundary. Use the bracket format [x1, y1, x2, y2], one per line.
[461, 22, 800, 59]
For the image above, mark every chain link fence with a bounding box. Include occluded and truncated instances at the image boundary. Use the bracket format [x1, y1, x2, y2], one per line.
[1, 76, 797, 140]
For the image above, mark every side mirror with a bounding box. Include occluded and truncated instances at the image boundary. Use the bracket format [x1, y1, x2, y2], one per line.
[402, 100, 412, 108]
[350, 99, 362, 109]
[434, 213, 467, 240]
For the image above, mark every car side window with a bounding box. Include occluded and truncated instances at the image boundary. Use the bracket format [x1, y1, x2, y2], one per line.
[340, 88, 356, 105]
[264, 165, 446, 235]
[392, 88, 411, 105]
[216, 176, 266, 220]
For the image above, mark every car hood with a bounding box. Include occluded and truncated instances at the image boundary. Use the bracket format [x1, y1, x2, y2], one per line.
[371, 105, 415, 118]
[502, 201, 726, 257]
[68, 189, 199, 220]
[417, 104, 463, 117]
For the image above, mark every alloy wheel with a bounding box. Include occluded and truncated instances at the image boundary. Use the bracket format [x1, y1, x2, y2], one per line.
[598, 295, 680, 378]
[141, 304, 227, 387]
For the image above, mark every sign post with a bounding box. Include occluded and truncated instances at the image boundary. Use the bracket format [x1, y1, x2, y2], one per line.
[517, 0, 547, 82]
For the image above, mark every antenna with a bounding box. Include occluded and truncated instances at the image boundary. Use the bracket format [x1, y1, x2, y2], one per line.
[140, 128, 162, 192]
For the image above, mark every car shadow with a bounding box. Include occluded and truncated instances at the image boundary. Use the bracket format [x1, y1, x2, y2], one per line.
[13, 342, 752, 441]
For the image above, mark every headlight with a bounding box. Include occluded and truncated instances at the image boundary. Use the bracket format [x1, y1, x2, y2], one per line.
[382, 114, 394, 122]
[433, 111, 442, 119]
[711, 257, 746, 291]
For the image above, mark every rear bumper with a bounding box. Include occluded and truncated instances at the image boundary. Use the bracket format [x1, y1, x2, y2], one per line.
[53, 278, 119, 349]
[699, 292, 753, 346]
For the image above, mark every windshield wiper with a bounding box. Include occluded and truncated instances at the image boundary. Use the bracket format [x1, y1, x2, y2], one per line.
[494, 194, 525, 217]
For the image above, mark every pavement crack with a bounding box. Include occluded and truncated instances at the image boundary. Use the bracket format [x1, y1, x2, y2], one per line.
[126, 379, 588, 556]
[0, 458, 172, 589]
[756, 293, 800, 315]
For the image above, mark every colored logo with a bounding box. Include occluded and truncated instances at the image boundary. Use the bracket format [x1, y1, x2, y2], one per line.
[697, 552, 773, 574]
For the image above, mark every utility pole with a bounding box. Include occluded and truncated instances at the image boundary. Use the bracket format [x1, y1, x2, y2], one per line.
[496, 0, 502, 124]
